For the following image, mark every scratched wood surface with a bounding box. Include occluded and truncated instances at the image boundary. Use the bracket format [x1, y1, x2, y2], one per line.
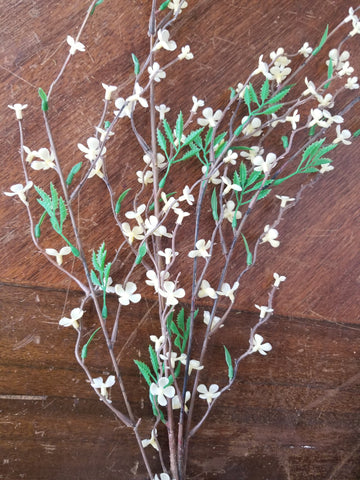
[0, 1, 359, 479]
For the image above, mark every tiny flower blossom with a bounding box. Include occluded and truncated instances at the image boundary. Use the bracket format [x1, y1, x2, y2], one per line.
[223, 200, 242, 223]
[197, 384, 221, 404]
[240, 146, 264, 162]
[198, 280, 217, 299]
[220, 175, 242, 195]
[154, 474, 174, 480]
[273, 272, 286, 287]
[158, 281, 185, 306]
[203, 311, 223, 331]
[217, 281, 239, 303]
[275, 195, 295, 208]
[285, 109, 300, 130]
[255, 304, 274, 319]
[188, 239, 211, 258]
[30, 147, 56, 171]
[90, 375, 115, 402]
[155, 104, 170, 120]
[159, 248, 179, 265]
[95, 127, 115, 142]
[160, 352, 187, 369]
[197, 107, 222, 128]
[161, 192, 179, 212]
[150, 377, 175, 406]
[326, 48, 350, 71]
[270, 64, 291, 85]
[45, 246, 72, 265]
[114, 97, 132, 118]
[126, 82, 148, 109]
[144, 216, 172, 238]
[253, 54, 273, 79]
[251, 334, 272, 355]
[173, 207, 190, 225]
[178, 185, 195, 205]
[178, 45, 193, 60]
[236, 82, 245, 98]
[270, 47, 291, 67]
[191, 96, 205, 113]
[125, 204, 146, 225]
[241, 116, 262, 137]
[148, 62, 166, 82]
[143, 152, 167, 169]
[153, 29, 177, 52]
[319, 163, 334, 174]
[223, 149, 238, 165]
[150, 335, 165, 352]
[332, 125, 351, 145]
[298, 42, 312, 57]
[168, 0, 188, 13]
[261, 225, 280, 248]
[4, 181, 33, 206]
[8, 103, 28, 120]
[23, 146, 37, 163]
[78, 137, 105, 161]
[115, 282, 141, 305]
[145, 270, 170, 293]
[66, 35, 85, 55]
[142, 428, 159, 451]
[253, 153, 277, 174]
[102, 83, 117, 101]
[137, 170, 153, 186]
[180, 359, 204, 375]
[201, 165, 221, 184]
[172, 391, 191, 411]
[345, 76, 359, 89]
[59, 307, 84, 329]
[121, 222, 145, 244]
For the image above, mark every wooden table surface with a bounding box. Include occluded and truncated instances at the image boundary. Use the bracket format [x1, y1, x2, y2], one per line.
[1, 1, 359, 479]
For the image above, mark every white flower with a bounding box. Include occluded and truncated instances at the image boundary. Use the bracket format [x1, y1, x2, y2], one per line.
[273, 272, 286, 287]
[178, 185, 195, 205]
[78, 137, 105, 161]
[197, 384, 221, 404]
[251, 334, 272, 355]
[178, 45, 193, 60]
[142, 428, 159, 451]
[253, 54, 273, 80]
[137, 170, 153, 186]
[59, 307, 84, 329]
[126, 82, 148, 109]
[345, 76, 359, 90]
[197, 107, 222, 128]
[154, 474, 174, 480]
[8, 103, 28, 120]
[270, 47, 291, 67]
[223, 200, 242, 223]
[188, 239, 211, 258]
[90, 375, 115, 402]
[275, 195, 295, 208]
[223, 149, 238, 165]
[4, 181, 33, 206]
[153, 29, 177, 52]
[155, 104, 170, 120]
[159, 352, 187, 369]
[30, 148, 56, 171]
[220, 175, 242, 195]
[143, 152, 167, 169]
[144, 216, 172, 238]
[66, 35, 85, 55]
[125, 204, 146, 225]
[201, 165, 221, 185]
[172, 391, 191, 411]
[332, 125, 351, 145]
[114, 97, 132, 118]
[159, 248, 179, 265]
[161, 192, 179, 212]
[95, 126, 115, 142]
[173, 207, 190, 225]
[269, 64, 291, 85]
[298, 42, 312, 58]
[102, 83, 117, 101]
[168, 0, 188, 13]
[191, 96, 205, 113]
[203, 311, 223, 331]
[158, 281, 185, 306]
[253, 153, 277, 174]
[261, 225, 280, 248]
[241, 116, 262, 137]
[179, 358, 204, 375]
[150, 377, 175, 406]
[255, 304, 274, 319]
[121, 222, 145, 244]
[23, 146, 38, 163]
[145, 270, 170, 293]
[217, 281, 239, 303]
[198, 280, 217, 299]
[148, 62, 166, 82]
[45, 246, 72, 265]
[319, 163, 334, 174]
[115, 282, 141, 305]
[285, 109, 300, 130]
[150, 335, 165, 352]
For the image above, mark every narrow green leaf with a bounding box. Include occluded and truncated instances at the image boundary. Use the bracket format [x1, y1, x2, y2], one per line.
[267, 84, 293, 104]
[135, 243, 147, 265]
[174, 148, 200, 163]
[182, 127, 204, 147]
[260, 104, 284, 115]
[157, 128, 167, 153]
[90, 270, 101, 287]
[50, 183, 58, 210]
[229, 87, 236, 99]
[260, 78, 270, 102]
[233, 170, 241, 187]
[34, 224, 41, 238]
[302, 139, 325, 163]
[176, 308, 185, 332]
[244, 85, 252, 112]
[90, 0, 104, 15]
[81, 327, 101, 360]
[175, 111, 183, 143]
[97, 242, 106, 271]
[132, 53, 140, 75]
[324, 58, 333, 89]
[66, 162, 82, 185]
[159, 0, 171, 10]
[149, 345, 159, 376]
[353, 128, 360, 137]
[211, 188, 218, 221]
[115, 188, 131, 214]
[239, 162, 247, 187]
[312, 24, 328, 56]
[241, 233, 253, 266]
[134, 360, 153, 386]
[245, 170, 262, 188]
[234, 123, 244, 137]
[249, 83, 259, 106]
[38, 88, 48, 112]
[309, 125, 316, 136]
[59, 197, 67, 226]
[223, 346, 234, 380]
[70, 245, 80, 257]
[281, 135, 289, 149]
[163, 119, 174, 145]
[205, 127, 214, 148]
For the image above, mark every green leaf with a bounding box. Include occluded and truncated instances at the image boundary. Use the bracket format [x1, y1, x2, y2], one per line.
[211, 188, 218, 221]
[174, 148, 200, 163]
[66, 162, 82, 185]
[135, 243, 147, 265]
[157, 128, 167, 153]
[245, 169, 262, 188]
[50, 183, 58, 211]
[159, 0, 171, 10]
[239, 162, 247, 188]
[223, 346, 234, 380]
[281, 135, 289, 149]
[229, 87, 236, 99]
[234, 123, 244, 136]
[241, 233, 252, 266]
[175, 111, 183, 143]
[249, 83, 259, 106]
[90, 270, 101, 287]
[267, 84, 293, 104]
[205, 127, 214, 148]
[70, 245, 80, 257]
[81, 327, 101, 360]
[134, 360, 153, 386]
[260, 104, 284, 115]
[163, 119, 174, 145]
[176, 308, 185, 332]
[309, 125, 316, 136]
[149, 345, 159, 376]
[59, 197, 67, 226]
[182, 127, 204, 147]
[115, 188, 131, 214]
[233, 170, 241, 187]
[38, 87, 48, 112]
[312, 24, 328, 56]
[353, 128, 360, 137]
[90, 0, 104, 15]
[34, 185, 53, 217]
[256, 188, 271, 200]
[302, 139, 325, 163]
[244, 85, 252, 112]
[34, 224, 41, 238]
[324, 58, 333, 89]
[97, 243, 106, 271]
[260, 78, 270, 102]
[132, 53, 140, 75]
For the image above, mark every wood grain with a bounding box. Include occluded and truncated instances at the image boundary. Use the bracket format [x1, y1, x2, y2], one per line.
[1, 1, 359, 479]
